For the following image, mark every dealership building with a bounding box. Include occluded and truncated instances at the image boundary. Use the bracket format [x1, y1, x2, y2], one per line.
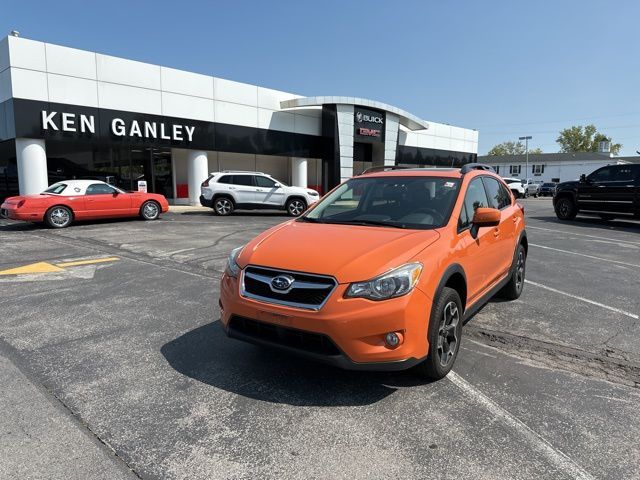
[0, 34, 478, 203]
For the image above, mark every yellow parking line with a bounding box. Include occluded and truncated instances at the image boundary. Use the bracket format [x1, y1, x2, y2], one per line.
[55, 257, 119, 268]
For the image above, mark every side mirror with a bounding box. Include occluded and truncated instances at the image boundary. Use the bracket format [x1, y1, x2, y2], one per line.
[273, 183, 282, 188]
[470, 207, 500, 238]
[579, 174, 587, 183]
[472, 207, 501, 227]
[112, 191, 119, 196]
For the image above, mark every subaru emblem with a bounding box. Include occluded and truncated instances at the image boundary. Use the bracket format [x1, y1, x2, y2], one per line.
[271, 274, 295, 291]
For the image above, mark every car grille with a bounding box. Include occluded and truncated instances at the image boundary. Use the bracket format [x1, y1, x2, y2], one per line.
[229, 315, 341, 356]
[241, 266, 337, 310]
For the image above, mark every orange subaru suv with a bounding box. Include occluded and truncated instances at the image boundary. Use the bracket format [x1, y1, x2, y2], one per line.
[219, 164, 527, 379]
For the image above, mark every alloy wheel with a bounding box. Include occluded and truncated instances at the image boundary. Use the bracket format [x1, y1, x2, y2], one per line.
[437, 301, 459, 367]
[143, 202, 159, 219]
[216, 198, 232, 215]
[50, 208, 70, 227]
[515, 250, 525, 291]
[288, 200, 305, 216]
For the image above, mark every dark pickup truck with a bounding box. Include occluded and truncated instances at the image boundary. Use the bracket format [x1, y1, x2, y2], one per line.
[553, 164, 640, 221]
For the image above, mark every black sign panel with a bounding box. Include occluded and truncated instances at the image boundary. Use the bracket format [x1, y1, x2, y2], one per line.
[5, 98, 330, 158]
[353, 106, 385, 143]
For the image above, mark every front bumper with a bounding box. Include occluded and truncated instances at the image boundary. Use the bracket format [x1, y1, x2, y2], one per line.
[219, 271, 433, 370]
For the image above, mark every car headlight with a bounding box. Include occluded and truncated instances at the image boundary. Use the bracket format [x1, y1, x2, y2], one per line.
[345, 263, 423, 300]
[225, 245, 244, 278]
[307, 190, 319, 196]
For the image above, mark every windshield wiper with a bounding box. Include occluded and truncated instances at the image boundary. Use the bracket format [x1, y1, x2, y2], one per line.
[320, 219, 406, 229]
[297, 216, 325, 223]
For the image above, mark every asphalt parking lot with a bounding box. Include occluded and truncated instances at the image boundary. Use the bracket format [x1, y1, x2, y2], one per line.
[1, 198, 639, 479]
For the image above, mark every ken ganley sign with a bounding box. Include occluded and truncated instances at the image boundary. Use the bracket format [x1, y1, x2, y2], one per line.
[41, 111, 195, 142]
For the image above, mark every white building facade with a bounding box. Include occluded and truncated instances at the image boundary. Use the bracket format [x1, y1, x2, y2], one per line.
[479, 152, 639, 184]
[0, 35, 478, 203]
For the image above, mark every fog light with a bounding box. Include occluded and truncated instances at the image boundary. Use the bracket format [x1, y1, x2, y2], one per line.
[385, 332, 401, 348]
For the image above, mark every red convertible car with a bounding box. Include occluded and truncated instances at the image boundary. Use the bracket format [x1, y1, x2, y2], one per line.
[1, 180, 169, 228]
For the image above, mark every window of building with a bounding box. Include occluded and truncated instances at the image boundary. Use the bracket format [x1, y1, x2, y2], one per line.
[459, 178, 489, 230]
[494, 166, 500, 174]
[509, 165, 521, 175]
[86, 183, 117, 195]
[532, 164, 545, 175]
[254, 176, 276, 188]
[482, 177, 511, 209]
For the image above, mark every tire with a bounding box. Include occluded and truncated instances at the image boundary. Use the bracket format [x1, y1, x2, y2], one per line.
[498, 243, 526, 300]
[534, 193, 539, 198]
[414, 287, 463, 380]
[213, 196, 234, 216]
[554, 197, 577, 220]
[45, 206, 73, 228]
[286, 198, 307, 217]
[140, 200, 160, 220]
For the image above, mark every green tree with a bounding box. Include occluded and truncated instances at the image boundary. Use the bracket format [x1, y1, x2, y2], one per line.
[556, 124, 622, 155]
[487, 141, 543, 155]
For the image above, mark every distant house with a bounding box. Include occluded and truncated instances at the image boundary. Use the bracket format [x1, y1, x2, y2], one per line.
[479, 152, 640, 183]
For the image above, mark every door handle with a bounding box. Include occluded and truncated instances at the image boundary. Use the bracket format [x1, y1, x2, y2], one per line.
[512, 215, 518, 223]
[229, 187, 236, 190]
[493, 227, 500, 237]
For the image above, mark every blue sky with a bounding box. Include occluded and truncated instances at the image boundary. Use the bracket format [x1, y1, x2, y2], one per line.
[3, 0, 640, 155]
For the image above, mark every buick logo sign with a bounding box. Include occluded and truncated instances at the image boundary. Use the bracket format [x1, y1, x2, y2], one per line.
[355, 110, 384, 124]
[271, 274, 295, 291]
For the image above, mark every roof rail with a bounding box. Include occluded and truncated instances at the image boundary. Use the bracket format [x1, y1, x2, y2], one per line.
[219, 170, 265, 174]
[460, 163, 495, 174]
[360, 165, 410, 175]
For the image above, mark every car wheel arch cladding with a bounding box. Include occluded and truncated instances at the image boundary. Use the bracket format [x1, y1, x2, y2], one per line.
[433, 264, 468, 312]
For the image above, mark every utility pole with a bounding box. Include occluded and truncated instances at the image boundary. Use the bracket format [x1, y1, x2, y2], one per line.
[519, 136, 532, 182]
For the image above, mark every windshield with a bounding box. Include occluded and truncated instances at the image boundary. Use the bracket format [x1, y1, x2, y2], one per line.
[542, 183, 555, 187]
[43, 183, 67, 194]
[301, 176, 461, 229]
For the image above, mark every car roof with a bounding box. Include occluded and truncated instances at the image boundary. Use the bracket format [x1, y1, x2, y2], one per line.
[46, 179, 112, 196]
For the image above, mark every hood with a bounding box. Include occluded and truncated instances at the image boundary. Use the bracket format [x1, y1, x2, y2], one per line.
[237, 220, 441, 283]
[557, 180, 579, 190]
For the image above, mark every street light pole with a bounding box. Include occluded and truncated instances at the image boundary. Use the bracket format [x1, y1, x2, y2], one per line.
[519, 135, 532, 182]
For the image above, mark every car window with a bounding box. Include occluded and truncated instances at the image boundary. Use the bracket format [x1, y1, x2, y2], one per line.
[86, 183, 117, 195]
[482, 177, 511, 210]
[254, 176, 276, 188]
[588, 167, 612, 182]
[460, 178, 489, 229]
[218, 175, 233, 184]
[232, 175, 253, 186]
[612, 166, 635, 183]
[44, 183, 67, 194]
[304, 176, 461, 229]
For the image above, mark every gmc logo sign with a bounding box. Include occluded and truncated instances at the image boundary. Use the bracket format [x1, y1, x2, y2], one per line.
[358, 127, 381, 137]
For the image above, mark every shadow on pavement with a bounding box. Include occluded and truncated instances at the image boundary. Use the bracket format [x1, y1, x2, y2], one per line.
[178, 210, 290, 217]
[528, 215, 640, 234]
[161, 321, 432, 407]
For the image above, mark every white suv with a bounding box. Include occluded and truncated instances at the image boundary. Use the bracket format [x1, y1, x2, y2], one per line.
[502, 177, 528, 198]
[200, 171, 320, 216]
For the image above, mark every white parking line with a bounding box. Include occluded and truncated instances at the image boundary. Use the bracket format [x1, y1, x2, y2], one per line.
[448, 372, 595, 480]
[530, 243, 640, 268]
[527, 225, 640, 246]
[525, 280, 639, 319]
